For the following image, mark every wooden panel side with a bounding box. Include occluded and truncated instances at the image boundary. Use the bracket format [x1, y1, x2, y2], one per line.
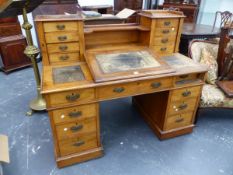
[78, 21, 85, 61]
[174, 18, 184, 53]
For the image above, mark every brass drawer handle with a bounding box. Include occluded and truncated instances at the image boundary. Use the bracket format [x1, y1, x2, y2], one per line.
[73, 140, 85, 147]
[70, 125, 83, 132]
[179, 75, 189, 79]
[160, 47, 167, 51]
[164, 21, 171, 26]
[162, 29, 170, 34]
[175, 118, 184, 123]
[182, 90, 191, 97]
[59, 55, 69, 61]
[68, 111, 82, 118]
[178, 103, 188, 110]
[161, 38, 168, 43]
[58, 36, 67, 41]
[56, 24, 65, 30]
[59, 45, 68, 51]
[113, 87, 125, 93]
[151, 82, 161, 88]
[66, 93, 80, 102]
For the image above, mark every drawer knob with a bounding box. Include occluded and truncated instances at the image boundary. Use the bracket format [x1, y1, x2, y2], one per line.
[162, 30, 170, 34]
[175, 118, 184, 123]
[182, 90, 191, 97]
[59, 45, 68, 51]
[151, 82, 161, 88]
[56, 24, 65, 30]
[70, 125, 83, 132]
[73, 140, 85, 147]
[59, 55, 69, 61]
[160, 47, 167, 51]
[113, 87, 125, 93]
[164, 21, 171, 26]
[161, 38, 168, 43]
[68, 111, 82, 118]
[58, 36, 67, 41]
[66, 93, 80, 101]
[178, 103, 188, 110]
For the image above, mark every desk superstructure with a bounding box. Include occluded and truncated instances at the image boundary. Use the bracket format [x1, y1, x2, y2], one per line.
[35, 10, 207, 168]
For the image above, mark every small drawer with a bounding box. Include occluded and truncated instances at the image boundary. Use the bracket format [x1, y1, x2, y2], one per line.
[48, 88, 95, 107]
[45, 32, 79, 44]
[56, 117, 96, 141]
[52, 103, 97, 124]
[175, 74, 200, 86]
[152, 36, 176, 46]
[47, 42, 80, 54]
[154, 27, 177, 37]
[59, 132, 97, 156]
[167, 98, 197, 116]
[43, 22, 78, 32]
[164, 112, 193, 130]
[155, 19, 179, 28]
[171, 86, 201, 102]
[152, 45, 174, 55]
[49, 52, 80, 64]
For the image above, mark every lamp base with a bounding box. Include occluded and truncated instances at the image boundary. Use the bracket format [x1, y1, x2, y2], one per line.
[26, 94, 46, 116]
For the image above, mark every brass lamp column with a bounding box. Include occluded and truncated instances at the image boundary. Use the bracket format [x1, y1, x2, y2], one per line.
[22, 4, 46, 115]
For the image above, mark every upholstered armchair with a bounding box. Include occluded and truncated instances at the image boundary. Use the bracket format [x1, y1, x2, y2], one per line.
[188, 33, 233, 108]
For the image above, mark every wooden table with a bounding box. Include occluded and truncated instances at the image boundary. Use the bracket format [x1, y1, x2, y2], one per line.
[179, 23, 220, 55]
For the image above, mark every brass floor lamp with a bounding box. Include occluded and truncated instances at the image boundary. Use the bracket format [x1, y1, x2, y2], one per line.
[0, 0, 46, 115]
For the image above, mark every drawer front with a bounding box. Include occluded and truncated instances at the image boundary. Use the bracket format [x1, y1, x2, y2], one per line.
[155, 19, 179, 28]
[48, 88, 95, 107]
[164, 112, 193, 130]
[49, 52, 80, 64]
[152, 36, 176, 46]
[52, 103, 97, 124]
[43, 22, 78, 33]
[175, 74, 201, 86]
[154, 27, 177, 37]
[56, 117, 96, 140]
[152, 45, 174, 55]
[59, 132, 97, 156]
[171, 86, 201, 102]
[45, 32, 79, 44]
[47, 42, 80, 54]
[167, 98, 197, 116]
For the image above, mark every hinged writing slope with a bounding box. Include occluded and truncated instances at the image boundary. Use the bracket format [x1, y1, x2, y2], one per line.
[85, 48, 175, 83]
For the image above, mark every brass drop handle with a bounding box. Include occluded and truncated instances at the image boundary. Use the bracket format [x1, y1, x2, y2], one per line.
[151, 82, 161, 88]
[70, 125, 83, 132]
[73, 141, 85, 147]
[59, 45, 68, 51]
[56, 24, 65, 30]
[113, 87, 125, 93]
[68, 111, 82, 118]
[178, 103, 188, 110]
[179, 75, 189, 79]
[162, 29, 170, 34]
[59, 55, 69, 61]
[182, 90, 191, 97]
[160, 47, 167, 51]
[175, 118, 184, 123]
[161, 38, 168, 43]
[58, 35, 67, 41]
[66, 93, 80, 102]
[164, 21, 171, 26]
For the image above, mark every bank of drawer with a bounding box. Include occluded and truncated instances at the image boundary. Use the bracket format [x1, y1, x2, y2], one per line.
[49, 52, 80, 64]
[47, 42, 80, 54]
[167, 98, 197, 116]
[45, 32, 79, 44]
[52, 104, 97, 124]
[152, 36, 176, 46]
[59, 132, 97, 156]
[97, 82, 138, 100]
[170, 86, 201, 102]
[164, 112, 193, 130]
[154, 27, 177, 37]
[48, 88, 95, 107]
[155, 19, 179, 28]
[152, 45, 174, 55]
[56, 117, 96, 140]
[43, 22, 78, 33]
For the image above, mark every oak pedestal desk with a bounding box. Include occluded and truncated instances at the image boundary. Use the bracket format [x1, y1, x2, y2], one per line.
[35, 10, 207, 168]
